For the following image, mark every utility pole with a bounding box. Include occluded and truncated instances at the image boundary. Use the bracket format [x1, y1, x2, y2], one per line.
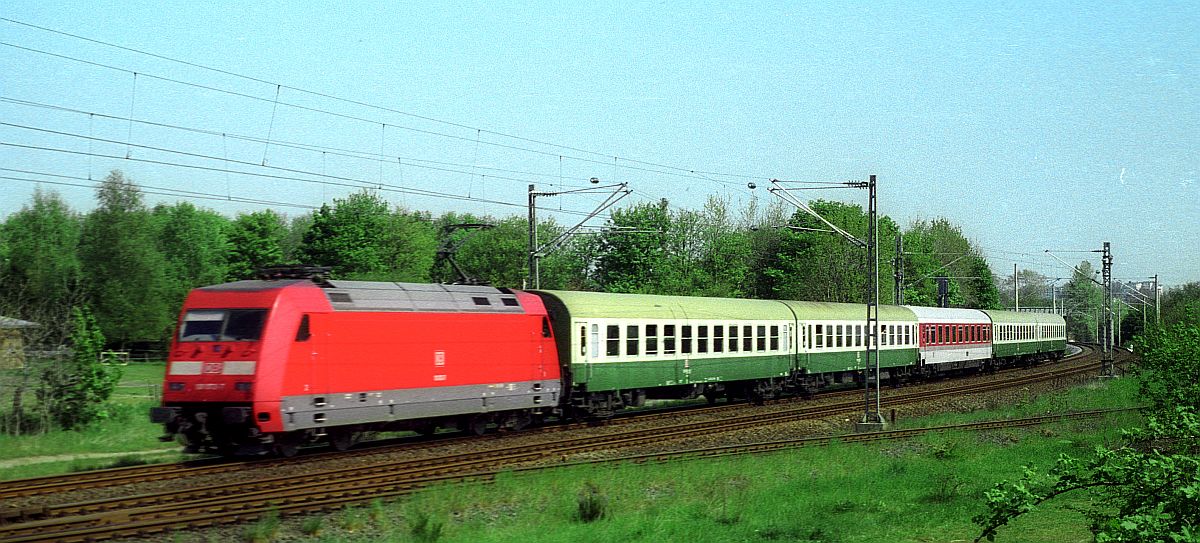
[894, 234, 903, 305]
[527, 185, 537, 288]
[1013, 263, 1019, 311]
[1153, 274, 1160, 326]
[768, 175, 883, 431]
[1100, 242, 1114, 377]
[527, 181, 631, 289]
[863, 175, 882, 430]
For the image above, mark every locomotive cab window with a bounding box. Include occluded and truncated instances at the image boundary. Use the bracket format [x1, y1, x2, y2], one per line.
[180, 309, 268, 342]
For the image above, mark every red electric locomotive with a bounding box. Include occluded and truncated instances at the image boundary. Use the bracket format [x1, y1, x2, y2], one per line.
[151, 272, 561, 456]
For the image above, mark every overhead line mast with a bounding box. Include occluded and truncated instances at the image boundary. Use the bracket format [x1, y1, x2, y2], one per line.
[769, 174, 884, 431]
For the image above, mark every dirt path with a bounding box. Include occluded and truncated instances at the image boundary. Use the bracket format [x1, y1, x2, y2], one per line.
[0, 448, 179, 470]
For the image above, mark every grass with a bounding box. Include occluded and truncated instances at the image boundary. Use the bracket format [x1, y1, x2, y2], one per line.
[249, 376, 1141, 543]
[0, 362, 185, 480]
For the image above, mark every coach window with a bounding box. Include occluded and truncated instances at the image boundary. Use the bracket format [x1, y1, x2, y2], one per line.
[835, 325, 843, 348]
[854, 325, 862, 347]
[757, 325, 767, 352]
[626, 325, 639, 356]
[814, 325, 823, 349]
[903, 325, 910, 346]
[579, 326, 586, 357]
[698, 326, 709, 354]
[664, 325, 677, 355]
[745, 325, 755, 352]
[590, 324, 600, 359]
[729, 324, 739, 352]
[606, 325, 620, 357]
[681, 325, 693, 354]
[713, 325, 724, 353]
[770, 325, 780, 351]
[645, 325, 658, 355]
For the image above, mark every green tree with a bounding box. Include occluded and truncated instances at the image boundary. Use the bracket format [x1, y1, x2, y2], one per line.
[299, 191, 435, 281]
[1159, 282, 1200, 326]
[227, 210, 289, 280]
[78, 171, 171, 347]
[693, 196, 752, 298]
[974, 316, 1200, 542]
[592, 200, 673, 293]
[901, 218, 998, 309]
[762, 200, 899, 303]
[1063, 261, 1103, 342]
[0, 189, 83, 346]
[36, 306, 122, 430]
[153, 202, 231, 318]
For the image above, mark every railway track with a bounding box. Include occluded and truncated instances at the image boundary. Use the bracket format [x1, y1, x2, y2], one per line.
[0, 344, 1096, 503]
[0, 345, 1121, 542]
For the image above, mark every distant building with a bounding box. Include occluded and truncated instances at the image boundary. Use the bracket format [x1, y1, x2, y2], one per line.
[0, 316, 38, 369]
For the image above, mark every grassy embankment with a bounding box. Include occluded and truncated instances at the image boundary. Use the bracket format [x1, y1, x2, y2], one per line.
[227, 377, 1140, 543]
[0, 362, 187, 479]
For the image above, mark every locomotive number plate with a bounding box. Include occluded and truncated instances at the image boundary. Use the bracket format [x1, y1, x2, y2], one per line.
[202, 362, 223, 374]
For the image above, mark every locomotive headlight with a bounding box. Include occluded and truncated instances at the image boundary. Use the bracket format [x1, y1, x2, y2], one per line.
[235, 382, 252, 392]
[168, 382, 185, 391]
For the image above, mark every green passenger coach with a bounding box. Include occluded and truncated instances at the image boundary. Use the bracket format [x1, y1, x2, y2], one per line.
[534, 290, 797, 410]
[532, 290, 1066, 418]
[783, 301, 919, 381]
[983, 310, 1067, 360]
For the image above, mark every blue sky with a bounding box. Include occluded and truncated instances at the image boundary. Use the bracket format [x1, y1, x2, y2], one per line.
[1, 1, 1196, 286]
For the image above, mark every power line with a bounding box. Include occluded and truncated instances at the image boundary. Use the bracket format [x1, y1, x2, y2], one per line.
[0, 96, 597, 189]
[1, 16, 769, 183]
[1, 169, 318, 210]
[0, 36, 757, 189]
[0, 136, 598, 219]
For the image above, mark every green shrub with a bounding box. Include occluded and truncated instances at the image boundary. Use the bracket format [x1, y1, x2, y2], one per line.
[408, 510, 444, 543]
[576, 481, 608, 523]
[242, 510, 279, 543]
[299, 517, 322, 536]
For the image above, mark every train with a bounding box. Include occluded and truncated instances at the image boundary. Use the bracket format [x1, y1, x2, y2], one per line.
[150, 272, 1067, 456]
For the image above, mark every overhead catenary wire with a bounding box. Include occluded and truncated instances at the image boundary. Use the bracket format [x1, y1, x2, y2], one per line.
[0, 168, 317, 210]
[0, 138, 599, 219]
[0, 120, 603, 215]
[0, 16, 767, 184]
[0, 39, 756, 190]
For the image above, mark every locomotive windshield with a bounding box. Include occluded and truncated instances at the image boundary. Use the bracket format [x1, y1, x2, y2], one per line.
[179, 309, 268, 342]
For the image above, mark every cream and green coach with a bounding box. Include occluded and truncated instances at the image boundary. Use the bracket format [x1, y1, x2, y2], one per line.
[532, 290, 921, 412]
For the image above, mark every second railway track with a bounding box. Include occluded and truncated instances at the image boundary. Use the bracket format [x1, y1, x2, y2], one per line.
[0, 345, 1124, 542]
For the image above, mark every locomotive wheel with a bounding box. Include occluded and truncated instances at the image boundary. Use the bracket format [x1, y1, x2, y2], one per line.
[273, 432, 302, 458]
[328, 428, 355, 452]
[467, 415, 490, 436]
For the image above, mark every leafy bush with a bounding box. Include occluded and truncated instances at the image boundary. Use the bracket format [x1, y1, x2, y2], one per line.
[974, 316, 1200, 542]
[576, 481, 608, 523]
[408, 510, 444, 543]
[36, 307, 122, 430]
